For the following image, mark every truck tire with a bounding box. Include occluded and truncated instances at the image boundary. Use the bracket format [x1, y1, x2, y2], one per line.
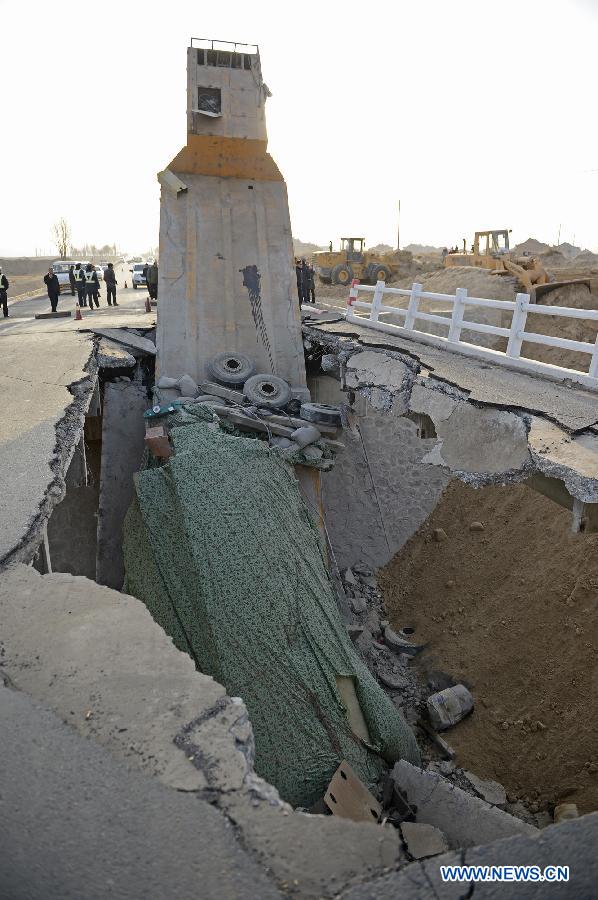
[299, 402, 342, 426]
[370, 264, 391, 284]
[133, 283, 138, 289]
[243, 374, 292, 409]
[331, 263, 353, 286]
[208, 352, 256, 387]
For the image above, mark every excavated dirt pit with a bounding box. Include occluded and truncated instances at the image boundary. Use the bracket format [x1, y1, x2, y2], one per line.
[380, 480, 598, 816]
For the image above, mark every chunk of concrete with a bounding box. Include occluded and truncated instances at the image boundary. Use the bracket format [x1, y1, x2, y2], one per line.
[89, 328, 156, 356]
[392, 761, 537, 849]
[198, 381, 245, 404]
[377, 670, 408, 691]
[157, 375, 179, 389]
[290, 424, 322, 448]
[345, 350, 411, 394]
[400, 821, 449, 859]
[462, 771, 507, 806]
[177, 374, 199, 397]
[435, 405, 530, 475]
[97, 339, 136, 369]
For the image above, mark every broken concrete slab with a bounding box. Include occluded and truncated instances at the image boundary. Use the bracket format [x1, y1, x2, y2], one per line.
[0, 332, 96, 568]
[345, 350, 413, 412]
[198, 381, 245, 403]
[0, 683, 283, 900]
[400, 821, 449, 859]
[341, 814, 598, 899]
[88, 327, 156, 355]
[432, 404, 531, 476]
[97, 338, 136, 369]
[462, 771, 507, 806]
[305, 320, 598, 432]
[392, 761, 537, 849]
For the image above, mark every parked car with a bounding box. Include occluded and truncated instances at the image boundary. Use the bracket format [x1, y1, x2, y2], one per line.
[94, 264, 104, 281]
[130, 262, 147, 289]
[51, 260, 89, 292]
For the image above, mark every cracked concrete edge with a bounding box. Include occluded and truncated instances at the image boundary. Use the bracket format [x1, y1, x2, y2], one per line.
[0, 563, 404, 899]
[339, 813, 598, 898]
[304, 325, 598, 501]
[0, 341, 98, 571]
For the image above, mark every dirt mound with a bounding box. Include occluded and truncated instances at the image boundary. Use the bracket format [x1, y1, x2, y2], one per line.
[395, 266, 518, 301]
[573, 250, 598, 266]
[380, 480, 598, 816]
[523, 282, 598, 372]
[513, 238, 551, 255]
[539, 249, 567, 268]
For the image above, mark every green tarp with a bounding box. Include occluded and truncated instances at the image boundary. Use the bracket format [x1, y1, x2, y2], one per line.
[123, 419, 419, 807]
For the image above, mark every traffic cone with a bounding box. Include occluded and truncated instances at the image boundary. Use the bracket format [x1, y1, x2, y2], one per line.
[75, 301, 83, 321]
[145, 296, 152, 313]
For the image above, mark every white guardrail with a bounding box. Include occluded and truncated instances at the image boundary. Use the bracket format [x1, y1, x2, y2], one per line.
[346, 279, 598, 391]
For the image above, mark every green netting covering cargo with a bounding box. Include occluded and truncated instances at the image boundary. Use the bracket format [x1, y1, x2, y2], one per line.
[123, 419, 420, 807]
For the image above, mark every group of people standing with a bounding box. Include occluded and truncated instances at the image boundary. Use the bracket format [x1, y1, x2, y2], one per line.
[295, 258, 316, 305]
[43, 263, 120, 313]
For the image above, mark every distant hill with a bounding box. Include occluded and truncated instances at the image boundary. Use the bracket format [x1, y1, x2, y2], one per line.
[293, 239, 325, 259]
[513, 238, 551, 255]
[368, 243, 394, 253]
[556, 242, 581, 259]
[403, 243, 443, 255]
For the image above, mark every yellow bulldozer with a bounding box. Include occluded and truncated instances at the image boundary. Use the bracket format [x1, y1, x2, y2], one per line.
[312, 237, 409, 286]
[443, 228, 582, 299]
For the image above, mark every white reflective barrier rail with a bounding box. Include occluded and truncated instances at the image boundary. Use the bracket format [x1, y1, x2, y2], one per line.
[345, 280, 598, 391]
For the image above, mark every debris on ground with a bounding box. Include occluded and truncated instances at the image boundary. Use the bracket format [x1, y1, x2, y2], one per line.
[400, 821, 449, 859]
[392, 760, 537, 849]
[427, 684, 474, 731]
[324, 761, 382, 824]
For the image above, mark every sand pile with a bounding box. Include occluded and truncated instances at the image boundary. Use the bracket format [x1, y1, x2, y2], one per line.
[380, 481, 598, 816]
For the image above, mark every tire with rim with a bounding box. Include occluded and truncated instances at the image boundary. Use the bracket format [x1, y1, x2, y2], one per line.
[370, 264, 391, 284]
[208, 352, 256, 387]
[299, 402, 342, 426]
[331, 263, 353, 286]
[243, 374, 292, 409]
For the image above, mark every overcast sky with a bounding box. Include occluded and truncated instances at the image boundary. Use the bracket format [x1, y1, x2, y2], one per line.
[1, 0, 597, 256]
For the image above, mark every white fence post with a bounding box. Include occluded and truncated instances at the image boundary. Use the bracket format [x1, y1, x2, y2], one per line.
[506, 292, 530, 358]
[448, 287, 467, 343]
[404, 282, 422, 331]
[589, 333, 598, 379]
[371, 280, 385, 322]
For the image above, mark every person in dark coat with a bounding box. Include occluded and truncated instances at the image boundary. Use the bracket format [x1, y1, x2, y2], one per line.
[84, 263, 100, 309]
[306, 264, 316, 304]
[300, 259, 310, 305]
[68, 265, 76, 296]
[43, 266, 60, 312]
[0, 267, 9, 318]
[295, 259, 304, 305]
[104, 262, 118, 306]
[146, 261, 158, 300]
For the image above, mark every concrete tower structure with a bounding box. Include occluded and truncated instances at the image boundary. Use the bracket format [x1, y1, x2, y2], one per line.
[157, 39, 307, 393]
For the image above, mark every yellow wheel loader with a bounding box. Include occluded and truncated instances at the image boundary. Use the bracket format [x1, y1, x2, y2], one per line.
[444, 229, 584, 300]
[313, 237, 408, 286]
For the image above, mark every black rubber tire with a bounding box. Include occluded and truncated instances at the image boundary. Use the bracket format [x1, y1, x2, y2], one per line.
[207, 352, 256, 386]
[370, 264, 391, 284]
[331, 263, 353, 286]
[133, 283, 138, 289]
[243, 374, 292, 409]
[299, 402, 342, 426]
